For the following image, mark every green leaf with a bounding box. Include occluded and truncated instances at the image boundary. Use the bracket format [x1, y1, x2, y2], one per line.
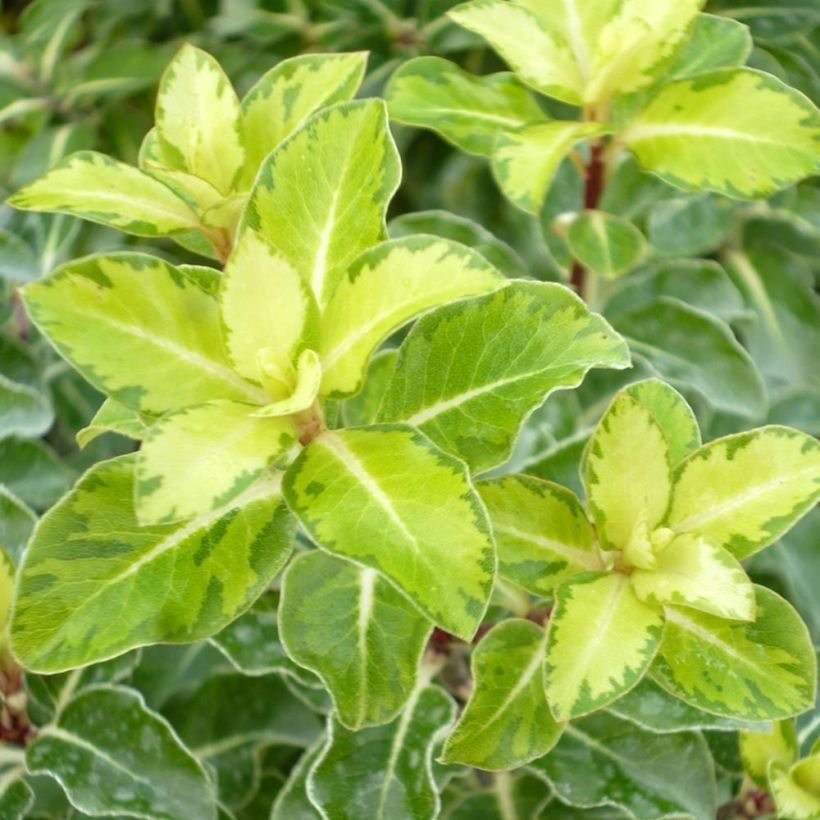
[609, 297, 767, 418]
[566, 209, 645, 279]
[6, 151, 200, 237]
[76, 397, 148, 449]
[583, 0, 704, 105]
[271, 737, 324, 820]
[209, 591, 319, 685]
[631, 533, 756, 620]
[239, 51, 367, 189]
[0, 438, 73, 510]
[652, 585, 817, 720]
[155, 45, 244, 195]
[441, 619, 561, 770]
[161, 672, 321, 809]
[584, 391, 672, 553]
[0, 486, 36, 564]
[493, 123, 606, 214]
[26, 685, 217, 820]
[136, 400, 295, 525]
[388, 210, 528, 280]
[646, 194, 735, 257]
[476, 475, 602, 596]
[740, 720, 798, 787]
[448, 1, 582, 104]
[386, 56, 546, 156]
[11, 454, 294, 672]
[531, 712, 717, 820]
[379, 282, 630, 474]
[23, 253, 267, 416]
[220, 228, 319, 390]
[622, 68, 820, 198]
[319, 235, 503, 398]
[0, 768, 32, 820]
[662, 13, 752, 81]
[282, 425, 494, 641]
[245, 99, 400, 307]
[608, 675, 764, 733]
[769, 756, 820, 820]
[0, 373, 52, 440]
[342, 350, 398, 428]
[308, 683, 456, 820]
[604, 259, 748, 325]
[280, 551, 431, 730]
[545, 572, 664, 720]
[621, 378, 701, 466]
[666, 426, 820, 560]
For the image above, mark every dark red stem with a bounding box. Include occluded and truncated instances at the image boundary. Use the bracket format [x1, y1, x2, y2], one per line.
[570, 140, 606, 297]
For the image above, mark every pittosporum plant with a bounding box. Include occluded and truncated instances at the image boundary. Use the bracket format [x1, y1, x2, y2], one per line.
[0, 4, 819, 819]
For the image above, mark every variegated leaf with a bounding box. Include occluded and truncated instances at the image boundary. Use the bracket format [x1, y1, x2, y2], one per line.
[11, 454, 294, 672]
[566, 210, 646, 279]
[667, 426, 820, 559]
[769, 756, 820, 820]
[244, 99, 400, 307]
[652, 586, 817, 720]
[545, 571, 664, 720]
[279, 551, 432, 730]
[319, 235, 503, 398]
[239, 51, 367, 189]
[282, 425, 495, 641]
[136, 400, 295, 525]
[739, 720, 798, 787]
[22, 253, 266, 416]
[77, 398, 148, 449]
[441, 619, 561, 770]
[477, 474, 602, 596]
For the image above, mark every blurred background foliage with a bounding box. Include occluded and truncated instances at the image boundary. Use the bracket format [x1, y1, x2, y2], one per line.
[0, 1, 818, 817]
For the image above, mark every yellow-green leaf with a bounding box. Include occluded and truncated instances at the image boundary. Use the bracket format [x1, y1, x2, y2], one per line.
[630, 533, 756, 621]
[239, 51, 367, 190]
[584, 392, 672, 551]
[7, 151, 200, 237]
[739, 720, 798, 788]
[545, 572, 664, 720]
[667, 426, 820, 560]
[622, 68, 820, 198]
[492, 122, 606, 213]
[652, 586, 817, 720]
[155, 45, 244, 194]
[477, 474, 602, 596]
[319, 236, 503, 398]
[136, 400, 295, 525]
[219, 228, 319, 391]
[769, 756, 820, 820]
[441, 619, 562, 770]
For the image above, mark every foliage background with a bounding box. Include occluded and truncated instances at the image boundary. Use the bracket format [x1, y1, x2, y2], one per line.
[0, 0, 818, 818]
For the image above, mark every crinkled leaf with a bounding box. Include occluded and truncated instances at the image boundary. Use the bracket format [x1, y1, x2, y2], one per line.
[155, 45, 243, 194]
[477, 474, 602, 596]
[386, 56, 545, 156]
[652, 586, 817, 720]
[280, 551, 432, 730]
[319, 235, 503, 398]
[545, 572, 664, 720]
[26, 685, 217, 820]
[379, 282, 630, 474]
[769, 756, 820, 820]
[7, 151, 200, 237]
[308, 683, 456, 820]
[531, 711, 717, 820]
[623, 68, 820, 198]
[441, 619, 561, 770]
[740, 720, 798, 787]
[493, 123, 606, 214]
[667, 426, 820, 560]
[245, 99, 400, 307]
[282, 425, 494, 641]
[23, 253, 266, 416]
[239, 51, 367, 189]
[11, 454, 294, 672]
[136, 400, 295, 525]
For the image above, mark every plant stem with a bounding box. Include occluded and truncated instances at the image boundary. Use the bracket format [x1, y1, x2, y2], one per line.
[0, 654, 36, 746]
[569, 140, 607, 300]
